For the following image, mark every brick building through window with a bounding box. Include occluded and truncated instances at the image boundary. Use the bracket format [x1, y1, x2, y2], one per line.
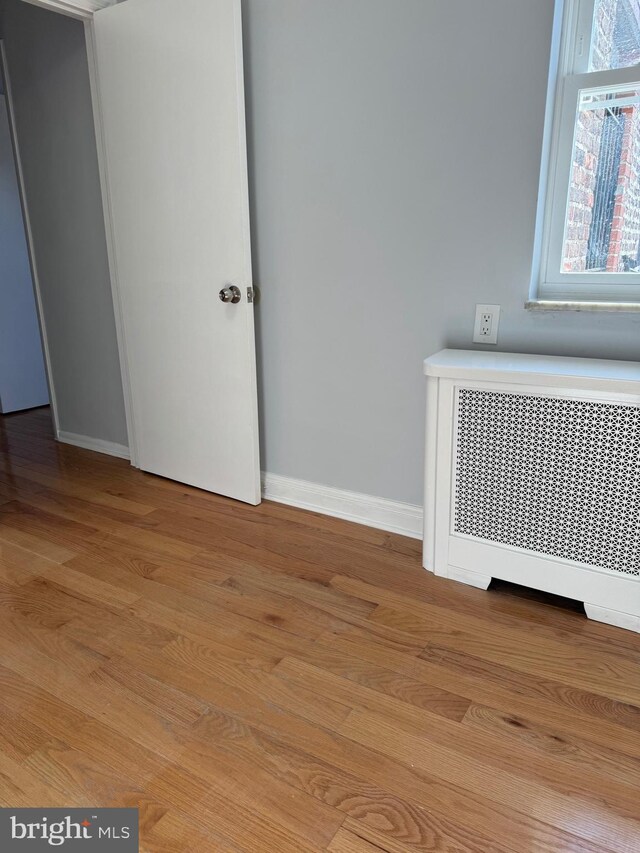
[563, 0, 640, 273]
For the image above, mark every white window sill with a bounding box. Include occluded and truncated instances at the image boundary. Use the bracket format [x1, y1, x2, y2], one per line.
[526, 300, 640, 313]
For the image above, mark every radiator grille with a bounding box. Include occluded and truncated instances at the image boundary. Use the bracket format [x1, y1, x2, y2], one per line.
[454, 388, 640, 577]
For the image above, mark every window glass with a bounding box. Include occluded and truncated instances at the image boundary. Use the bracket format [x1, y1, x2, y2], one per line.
[590, 0, 640, 72]
[562, 87, 640, 273]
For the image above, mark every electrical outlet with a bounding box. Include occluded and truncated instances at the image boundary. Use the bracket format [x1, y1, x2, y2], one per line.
[473, 304, 500, 345]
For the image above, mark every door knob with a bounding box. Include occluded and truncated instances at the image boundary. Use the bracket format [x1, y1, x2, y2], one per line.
[219, 285, 241, 304]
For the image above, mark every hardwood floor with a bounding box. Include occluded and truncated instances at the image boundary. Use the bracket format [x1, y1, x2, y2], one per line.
[1, 407, 640, 852]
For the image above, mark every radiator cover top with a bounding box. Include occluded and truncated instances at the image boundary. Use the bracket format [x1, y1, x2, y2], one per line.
[454, 388, 640, 577]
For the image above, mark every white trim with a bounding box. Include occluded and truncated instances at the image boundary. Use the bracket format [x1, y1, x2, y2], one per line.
[533, 0, 640, 304]
[57, 430, 130, 459]
[526, 299, 640, 312]
[83, 19, 139, 467]
[0, 42, 61, 439]
[424, 350, 640, 396]
[19, 0, 116, 22]
[262, 473, 423, 540]
[423, 375, 439, 569]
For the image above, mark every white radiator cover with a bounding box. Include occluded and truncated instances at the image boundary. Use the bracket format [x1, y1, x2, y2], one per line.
[423, 349, 640, 633]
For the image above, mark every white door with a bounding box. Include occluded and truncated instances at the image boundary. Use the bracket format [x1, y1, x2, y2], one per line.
[93, 0, 260, 504]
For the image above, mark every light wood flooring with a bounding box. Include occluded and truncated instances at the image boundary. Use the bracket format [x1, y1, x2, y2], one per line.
[1, 407, 640, 852]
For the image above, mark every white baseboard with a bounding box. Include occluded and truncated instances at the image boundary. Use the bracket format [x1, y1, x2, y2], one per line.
[262, 472, 422, 540]
[57, 430, 130, 460]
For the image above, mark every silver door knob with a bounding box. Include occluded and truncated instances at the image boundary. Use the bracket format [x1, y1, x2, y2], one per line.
[219, 285, 241, 304]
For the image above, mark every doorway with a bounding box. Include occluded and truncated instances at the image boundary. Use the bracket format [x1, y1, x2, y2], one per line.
[0, 87, 49, 416]
[1, 0, 261, 504]
[0, 1, 130, 460]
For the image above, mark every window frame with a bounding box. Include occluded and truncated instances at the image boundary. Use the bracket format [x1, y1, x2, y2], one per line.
[533, 0, 640, 306]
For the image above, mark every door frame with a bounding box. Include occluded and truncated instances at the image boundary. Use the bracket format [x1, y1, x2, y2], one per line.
[15, 0, 139, 464]
[20, 0, 117, 23]
[0, 40, 61, 433]
[83, 16, 139, 465]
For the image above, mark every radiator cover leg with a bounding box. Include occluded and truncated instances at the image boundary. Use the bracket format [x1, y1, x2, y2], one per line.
[445, 566, 492, 590]
[585, 604, 640, 634]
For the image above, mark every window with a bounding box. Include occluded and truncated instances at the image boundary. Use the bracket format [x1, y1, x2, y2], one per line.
[535, 0, 640, 305]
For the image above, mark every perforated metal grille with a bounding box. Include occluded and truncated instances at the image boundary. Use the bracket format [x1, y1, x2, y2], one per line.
[454, 388, 640, 577]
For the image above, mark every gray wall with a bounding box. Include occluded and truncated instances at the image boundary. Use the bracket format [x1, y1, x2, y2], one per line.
[243, 0, 640, 506]
[0, 94, 49, 413]
[2, 0, 638, 506]
[2, 0, 128, 445]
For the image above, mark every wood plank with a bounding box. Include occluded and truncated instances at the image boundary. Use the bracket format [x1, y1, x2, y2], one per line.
[320, 630, 640, 761]
[369, 604, 640, 705]
[420, 645, 640, 737]
[0, 521, 78, 563]
[141, 812, 242, 853]
[276, 657, 640, 826]
[462, 703, 640, 791]
[328, 828, 390, 853]
[0, 408, 638, 853]
[186, 708, 518, 853]
[340, 709, 639, 852]
[274, 654, 471, 723]
[184, 695, 608, 853]
[332, 574, 640, 662]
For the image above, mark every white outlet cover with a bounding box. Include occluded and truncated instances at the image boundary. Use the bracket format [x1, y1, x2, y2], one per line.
[473, 304, 500, 345]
